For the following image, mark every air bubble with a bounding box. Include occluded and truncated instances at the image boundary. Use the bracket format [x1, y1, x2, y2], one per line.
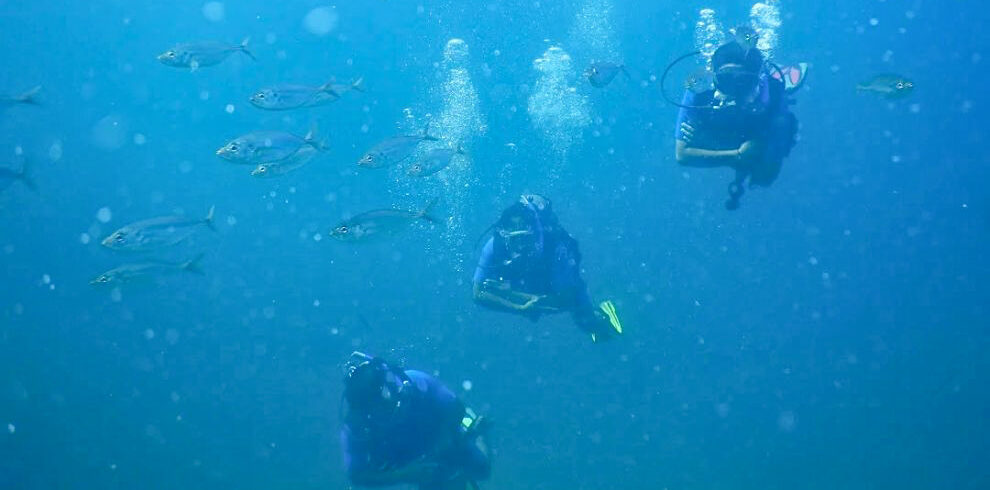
[96, 207, 112, 223]
[202, 2, 225, 22]
[303, 6, 338, 36]
[49, 140, 63, 162]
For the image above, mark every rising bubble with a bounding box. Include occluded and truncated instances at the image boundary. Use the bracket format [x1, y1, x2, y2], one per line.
[96, 207, 112, 223]
[91, 115, 129, 151]
[202, 2, 225, 22]
[303, 7, 338, 36]
[527, 45, 591, 162]
[48, 140, 63, 162]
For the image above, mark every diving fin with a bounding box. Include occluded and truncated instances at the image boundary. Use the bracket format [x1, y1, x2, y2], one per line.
[773, 62, 810, 94]
[591, 300, 623, 343]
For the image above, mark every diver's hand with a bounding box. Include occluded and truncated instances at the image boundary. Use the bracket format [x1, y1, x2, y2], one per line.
[532, 295, 563, 312]
[517, 295, 543, 311]
[679, 122, 696, 144]
[737, 140, 759, 165]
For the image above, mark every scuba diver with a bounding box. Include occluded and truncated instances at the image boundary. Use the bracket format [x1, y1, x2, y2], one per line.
[472, 194, 623, 343]
[341, 351, 491, 490]
[664, 25, 806, 210]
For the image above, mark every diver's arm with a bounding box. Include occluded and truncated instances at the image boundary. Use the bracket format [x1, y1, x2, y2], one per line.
[676, 138, 763, 169]
[472, 281, 539, 312]
[676, 139, 744, 167]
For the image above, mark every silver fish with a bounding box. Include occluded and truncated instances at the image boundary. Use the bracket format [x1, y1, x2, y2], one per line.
[0, 161, 35, 192]
[330, 200, 439, 243]
[157, 38, 255, 72]
[101, 206, 216, 252]
[90, 254, 205, 287]
[407, 146, 465, 177]
[217, 126, 326, 165]
[249, 77, 364, 110]
[251, 146, 320, 178]
[358, 125, 439, 169]
[856, 74, 914, 100]
[584, 61, 629, 88]
[0, 86, 41, 109]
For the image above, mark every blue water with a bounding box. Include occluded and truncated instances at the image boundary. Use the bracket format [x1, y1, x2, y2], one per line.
[1, 1, 987, 489]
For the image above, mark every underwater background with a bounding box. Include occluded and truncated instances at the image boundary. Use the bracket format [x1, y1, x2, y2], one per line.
[1, 0, 987, 489]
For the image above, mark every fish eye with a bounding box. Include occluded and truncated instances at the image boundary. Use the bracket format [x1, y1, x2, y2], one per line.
[255, 92, 265, 99]
[167, 51, 176, 58]
[896, 82, 904, 89]
[337, 226, 348, 234]
[97, 275, 109, 283]
[114, 233, 125, 243]
[230, 143, 239, 151]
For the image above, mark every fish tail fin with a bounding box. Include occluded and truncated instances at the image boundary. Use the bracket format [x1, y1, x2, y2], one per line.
[204, 205, 217, 231]
[305, 123, 330, 151]
[350, 77, 365, 92]
[419, 198, 441, 223]
[181, 253, 206, 275]
[421, 122, 440, 142]
[17, 86, 42, 105]
[240, 37, 257, 61]
[19, 158, 37, 193]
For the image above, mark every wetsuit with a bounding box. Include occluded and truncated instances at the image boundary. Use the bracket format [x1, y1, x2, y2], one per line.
[473, 231, 601, 333]
[342, 370, 490, 489]
[676, 74, 797, 186]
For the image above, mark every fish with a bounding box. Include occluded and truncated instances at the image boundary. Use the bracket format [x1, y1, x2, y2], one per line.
[856, 74, 914, 99]
[250, 146, 321, 178]
[0, 160, 35, 192]
[249, 77, 364, 110]
[101, 206, 216, 252]
[217, 126, 327, 165]
[330, 199, 440, 243]
[407, 146, 465, 177]
[0, 86, 41, 108]
[584, 61, 630, 88]
[357, 125, 439, 169]
[90, 254, 205, 287]
[157, 38, 255, 72]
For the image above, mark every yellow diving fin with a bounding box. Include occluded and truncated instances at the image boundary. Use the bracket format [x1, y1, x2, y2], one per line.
[591, 300, 623, 342]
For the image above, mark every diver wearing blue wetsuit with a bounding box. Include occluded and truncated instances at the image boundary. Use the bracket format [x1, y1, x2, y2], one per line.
[472, 194, 622, 342]
[674, 36, 799, 210]
[341, 352, 490, 490]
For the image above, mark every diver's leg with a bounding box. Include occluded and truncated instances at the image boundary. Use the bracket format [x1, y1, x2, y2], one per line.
[571, 287, 620, 341]
[725, 170, 748, 210]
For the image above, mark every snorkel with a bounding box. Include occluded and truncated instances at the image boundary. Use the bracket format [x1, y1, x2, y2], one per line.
[520, 195, 546, 257]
